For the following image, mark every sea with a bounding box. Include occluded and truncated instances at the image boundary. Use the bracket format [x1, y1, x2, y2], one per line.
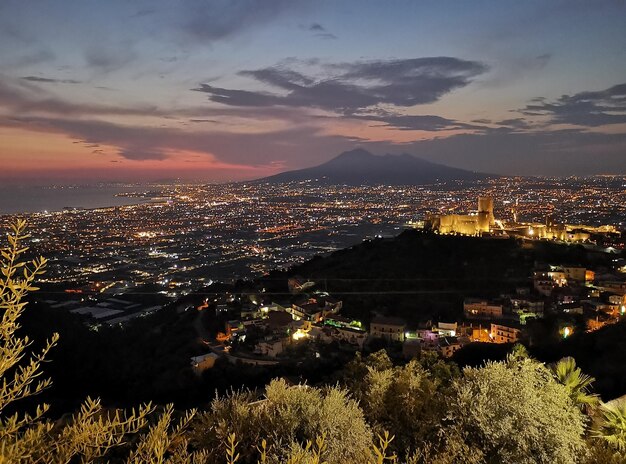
[0, 185, 154, 215]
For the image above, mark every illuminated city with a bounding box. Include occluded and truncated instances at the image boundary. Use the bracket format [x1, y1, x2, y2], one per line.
[1, 1, 625, 461]
[2, 176, 624, 299]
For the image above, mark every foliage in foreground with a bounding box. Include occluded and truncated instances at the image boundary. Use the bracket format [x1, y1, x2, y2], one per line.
[2, 220, 626, 463]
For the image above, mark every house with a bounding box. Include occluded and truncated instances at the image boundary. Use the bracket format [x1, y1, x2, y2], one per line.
[267, 311, 293, 331]
[463, 299, 503, 319]
[190, 353, 219, 374]
[608, 294, 626, 305]
[240, 305, 261, 319]
[510, 297, 544, 313]
[534, 278, 554, 296]
[370, 316, 406, 342]
[290, 299, 323, 322]
[318, 295, 343, 314]
[438, 336, 461, 358]
[557, 302, 583, 314]
[329, 326, 367, 348]
[490, 323, 521, 344]
[324, 314, 353, 329]
[435, 322, 457, 337]
[255, 338, 285, 358]
[556, 265, 586, 283]
[471, 326, 492, 342]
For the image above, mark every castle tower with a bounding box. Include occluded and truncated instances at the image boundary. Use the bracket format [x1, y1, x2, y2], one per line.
[477, 196, 495, 228]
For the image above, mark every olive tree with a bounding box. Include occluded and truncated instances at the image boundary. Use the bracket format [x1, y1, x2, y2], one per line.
[445, 353, 588, 464]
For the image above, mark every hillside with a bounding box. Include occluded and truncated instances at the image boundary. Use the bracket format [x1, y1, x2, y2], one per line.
[263, 230, 533, 322]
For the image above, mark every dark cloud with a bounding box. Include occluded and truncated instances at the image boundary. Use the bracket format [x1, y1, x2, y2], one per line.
[21, 76, 81, 84]
[535, 53, 552, 64]
[194, 57, 487, 113]
[0, 77, 216, 118]
[181, 0, 298, 43]
[407, 129, 626, 176]
[0, 75, 324, 125]
[193, 84, 283, 107]
[1, 114, 358, 166]
[3, 107, 624, 175]
[8, 49, 56, 68]
[314, 33, 337, 40]
[347, 112, 484, 131]
[84, 44, 137, 73]
[521, 83, 626, 126]
[302, 23, 337, 39]
[494, 118, 531, 129]
[239, 67, 315, 89]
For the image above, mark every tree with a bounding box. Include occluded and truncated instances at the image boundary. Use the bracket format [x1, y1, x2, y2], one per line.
[193, 379, 372, 463]
[342, 350, 459, 454]
[592, 397, 626, 454]
[552, 356, 599, 412]
[444, 353, 589, 464]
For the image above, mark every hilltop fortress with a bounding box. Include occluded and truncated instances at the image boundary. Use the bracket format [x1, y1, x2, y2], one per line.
[426, 197, 495, 235]
[425, 196, 618, 244]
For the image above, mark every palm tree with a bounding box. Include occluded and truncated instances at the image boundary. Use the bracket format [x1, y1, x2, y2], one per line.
[551, 357, 599, 412]
[592, 397, 626, 454]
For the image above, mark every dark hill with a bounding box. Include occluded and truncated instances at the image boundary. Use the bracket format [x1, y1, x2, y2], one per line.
[263, 230, 533, 322]
[257, 148, 493, 185]
[263, 230, 612, 324]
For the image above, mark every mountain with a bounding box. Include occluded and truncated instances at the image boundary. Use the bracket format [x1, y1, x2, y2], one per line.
[257, 148, 493, 185]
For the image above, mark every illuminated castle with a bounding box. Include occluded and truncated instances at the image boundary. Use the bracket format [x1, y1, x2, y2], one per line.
[426, 196, 495, 235]
[425, 196, 617, 244]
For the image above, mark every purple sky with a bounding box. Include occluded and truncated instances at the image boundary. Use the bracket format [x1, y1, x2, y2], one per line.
[0, 0, 625, 184]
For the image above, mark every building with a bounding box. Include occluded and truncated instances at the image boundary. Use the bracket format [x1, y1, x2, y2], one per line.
[490, 323, 521, 344]
[290, 300, 324, 322]
[190, 353, 219, 374]
[562, 266, 587, 283]
[438, 336, 461, 358]
[435, 321, 457, 337]
[255, 338, 285, 358]
[478, 196, 495, 227]
[470, 326, 492, 343]
[330, 326, 367, 348]
[267, 311, 293, 331]
[370, 316, 406, 342]
[426, 196, 495, 235]
[463, 299, 503, 319]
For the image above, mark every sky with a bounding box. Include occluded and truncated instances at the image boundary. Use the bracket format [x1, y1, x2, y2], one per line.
[0, 0, 625, 184]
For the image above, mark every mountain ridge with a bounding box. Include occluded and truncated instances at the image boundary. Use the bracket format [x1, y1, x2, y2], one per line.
[256, 148, 494, 185]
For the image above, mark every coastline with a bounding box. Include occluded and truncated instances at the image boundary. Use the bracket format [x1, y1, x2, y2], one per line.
[0, 185, 164, 215]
